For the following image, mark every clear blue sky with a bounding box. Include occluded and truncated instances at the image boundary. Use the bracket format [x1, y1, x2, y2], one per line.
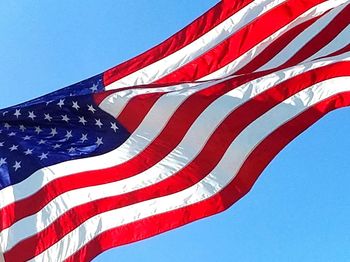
[1, 1, 350, 261]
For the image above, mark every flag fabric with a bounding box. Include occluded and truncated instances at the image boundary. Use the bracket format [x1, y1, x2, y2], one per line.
[0, 0, 350, 261]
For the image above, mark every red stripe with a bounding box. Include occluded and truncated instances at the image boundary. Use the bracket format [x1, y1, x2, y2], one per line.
[64, 91, 350, 262]
[282, 3, 350, 67]
[6, 63, 350, 261]
[103, 0, 254, 86]
[154, 0, 325, 84]
[116, 92, 164, 133]
[235, 15, 321, 74]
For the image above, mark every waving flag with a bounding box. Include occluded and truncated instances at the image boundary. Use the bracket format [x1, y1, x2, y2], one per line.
[0, 0, 350, 261]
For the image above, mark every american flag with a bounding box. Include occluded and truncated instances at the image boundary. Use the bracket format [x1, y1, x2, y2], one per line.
[0, 0, 350, 261]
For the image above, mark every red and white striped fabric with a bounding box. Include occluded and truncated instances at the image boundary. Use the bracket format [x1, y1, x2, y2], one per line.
[1, 0, 350, 261]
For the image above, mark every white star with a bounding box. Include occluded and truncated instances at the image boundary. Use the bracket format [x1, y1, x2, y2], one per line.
[80, 133, 88, 142]
[78, 116, 87, 125]
[8, 132, 16, 137]
[65, 130, 73, 139]
[72, 101, 80, 110]
[28, 111, 36, 120]
[23, 135, 32, 140]
[95, 137, 103, 146]
[0, 141, 4, 147]
[95, 119, 103, 128]
[39, 153, 48, 160]
[53, 144, 61, 149]
[57, 99, 65, 108]
[9, 145, 18, 151]
[14, 109, 21, 118]
[90, 83, 99, 92]
[13, 161, 21, 171]
[0, 158, 6, 166]
[61, 115, 70, 123]
[50, 128, 58, 136]
[44, 113, 53, 122]
[4, 123, 11, 130]
[110, 122, 119, 132]
[88, 105, 96, 113]
[38, 139, 46, 145]
[68, 147, 76, 153]
[35, 126, 43, 134]
[24, 148, 33, 155]
[19, 125, 26, 132]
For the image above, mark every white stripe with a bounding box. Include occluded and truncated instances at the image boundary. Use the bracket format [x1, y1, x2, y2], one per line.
[259, 3, 348, 71]
[0, 77, 229, 210]
[99, 81, 207, 118]
[3, 53, 350, 252]
[199, 0, 348, 81]
[100, 79, 223, 118]
[31, 76, 350, 261]
[306, 24, 350, 61]
[104, 0, 287, 90]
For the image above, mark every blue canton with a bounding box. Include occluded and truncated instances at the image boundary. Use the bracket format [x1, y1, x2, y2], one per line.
[0, 75, 130, 189]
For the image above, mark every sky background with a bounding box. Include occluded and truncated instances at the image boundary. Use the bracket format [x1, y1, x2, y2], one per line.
[0, 1, 350, 261]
